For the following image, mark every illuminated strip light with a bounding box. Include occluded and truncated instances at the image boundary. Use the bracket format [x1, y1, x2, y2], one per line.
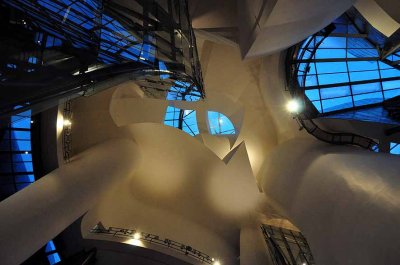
[90, 224, 217, 264]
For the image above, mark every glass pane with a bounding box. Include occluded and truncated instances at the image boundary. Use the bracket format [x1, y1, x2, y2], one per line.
[316, 62, 347, 74]
[208, 111, 236, 135]
[347, 61, 378, 72]
[353, 92, 383, 107]
[382, 80, 400, 90]
[305, 89, 320, 101]
[318, 73, 349, 85]
[349, 70, 379, 82]
[320, 86, 351, 99]
[322, 96, 353, 112]
[351, 82, 381, 94]
[380, 69, 400, 79]
[384, 89, 400, 99]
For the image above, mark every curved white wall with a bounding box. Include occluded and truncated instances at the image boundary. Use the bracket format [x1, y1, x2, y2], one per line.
[260, 138, 400, 264]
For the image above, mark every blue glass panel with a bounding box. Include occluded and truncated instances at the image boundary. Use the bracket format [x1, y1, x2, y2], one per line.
[347, 61, 377, 72]
[384, 89, 400, 99]
[164, 107, 199, 136]
[380, 69, 400, 79]
[11, 131, 30, 140]
[379, 61, 392, 70]
[12, 140, 31, 151]
[12, 153, 32, 162]
[315, 62, 347, 74]
[311, 101, 322, 112]
[320, 86, 351, 99]
[382, 80, 400, 90]
[347, 38, 374, 49]
[347, 49, 378, 57]
[318, 73, 349, 85]
[351, 82, 381, 94]
[47, 253, 61, 265]
[159, 61, 169, 79]
[315, 49, 346, 59]
[45, 241, 56, 253]
[15, 175, 35, 183]
[390, 142, 400, 155]
[349, 70, 379, 82]
[304, 75, 318, 87]
[318, 37, 346, 49]
[305, 89, 320, 101]
[353, 92, 383, 107]
[322, 96, 353, 112]
[208, 111, 236, 135]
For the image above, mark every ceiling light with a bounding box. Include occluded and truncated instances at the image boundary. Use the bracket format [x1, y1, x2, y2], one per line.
[213, 260, 221, 265]
[133, 232, 141, 240]
[286, 99, 302, 113]
[63, 119, 72, 126]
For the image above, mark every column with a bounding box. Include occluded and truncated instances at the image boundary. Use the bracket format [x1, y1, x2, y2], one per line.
[0, 138, 140, 265]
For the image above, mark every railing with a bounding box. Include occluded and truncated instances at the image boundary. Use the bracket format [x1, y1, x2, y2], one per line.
[286, 24, 379, 151]
[90, 224, 214, 264]
[62, 100, 73, 163]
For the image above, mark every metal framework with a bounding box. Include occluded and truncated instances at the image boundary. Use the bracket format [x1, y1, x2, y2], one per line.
[90, 223, 214, 264]
[0, 0, 204, 119]
[285, 10, 400, 149]
[261, 224, 315, 265]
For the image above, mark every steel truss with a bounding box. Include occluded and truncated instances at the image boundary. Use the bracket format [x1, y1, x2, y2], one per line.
[0, 0, 204, 119]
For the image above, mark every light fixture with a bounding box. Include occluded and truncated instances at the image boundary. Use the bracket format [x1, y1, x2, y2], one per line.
[133, 232, 141, 240]
[213, 260, 221, 265]
[63, 119, 72, 126]
[24, 151, 29, 155]
[30, 120, 34, 124]
[286, 99, 302, 113]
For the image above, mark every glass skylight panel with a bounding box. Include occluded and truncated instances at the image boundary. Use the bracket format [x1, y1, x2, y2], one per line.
[207, 111, 236, 135]
[297, 14, 400, 114]
[164, 106, 199, 136]
[390, 142, 400, 155]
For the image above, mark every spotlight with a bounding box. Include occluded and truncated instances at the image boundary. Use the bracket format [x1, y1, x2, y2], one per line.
[63, 119, 72, 126]
[286, 99, 302, 113]
[133, 232, 141, 240]
[30, 120, 34, 124]
[24, 151, 29, 154]
[213, 260, 221, 265]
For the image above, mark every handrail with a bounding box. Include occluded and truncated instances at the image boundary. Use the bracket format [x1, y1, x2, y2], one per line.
[90, 224, 215, 264]
[286, 23, 379, 151]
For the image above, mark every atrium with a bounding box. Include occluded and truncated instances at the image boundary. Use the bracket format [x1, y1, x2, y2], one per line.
[0, 0, 400, 265]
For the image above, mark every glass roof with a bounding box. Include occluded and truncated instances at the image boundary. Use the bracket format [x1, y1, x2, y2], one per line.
[295, 15, 400, 115]
[207, 111, 236, 135]
[164, 107, 199, 136]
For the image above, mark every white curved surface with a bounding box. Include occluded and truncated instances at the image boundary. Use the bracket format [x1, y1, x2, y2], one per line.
[0, 138, 140, 265]
[261, 138, 400, 264]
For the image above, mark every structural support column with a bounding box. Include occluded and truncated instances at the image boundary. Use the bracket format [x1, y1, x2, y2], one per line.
[0, 138, 140, 265]
[260, 138, 400, 265]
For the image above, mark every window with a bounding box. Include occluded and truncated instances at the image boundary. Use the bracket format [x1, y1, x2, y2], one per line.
[164, 107, 199, 136]
[0, 108, 61, 264]
[166, 80, 202, 101]
[261, 224, 315, 265]
[390, 142, 400, 155]
[294, 15, 400, 114]
[207, 111, 236, 135]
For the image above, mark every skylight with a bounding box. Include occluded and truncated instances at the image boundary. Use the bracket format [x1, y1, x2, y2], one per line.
[207, 111, 236, 135]
[164, 106, 199, 136]
[296, 16, 400, 114]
